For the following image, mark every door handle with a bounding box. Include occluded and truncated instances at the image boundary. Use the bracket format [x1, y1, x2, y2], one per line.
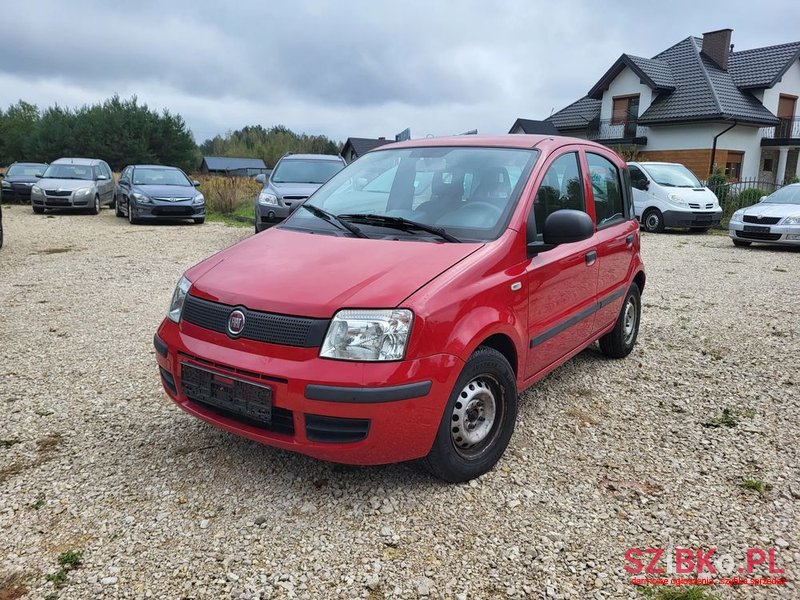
[585, 250, 597, 266]
[625, 233, 634, 247]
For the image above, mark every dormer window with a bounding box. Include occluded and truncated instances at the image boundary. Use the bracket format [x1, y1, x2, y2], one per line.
[611, 95, 640, 124]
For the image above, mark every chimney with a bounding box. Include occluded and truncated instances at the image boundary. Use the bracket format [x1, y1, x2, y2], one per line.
[701, 28, 733, 70]
[378, 136, 385, 140]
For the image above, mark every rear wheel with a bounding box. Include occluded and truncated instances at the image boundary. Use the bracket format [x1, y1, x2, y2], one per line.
[33, 206, 45, 214]
[642, 208, 664, 233]
[89, 195, 100, 215]
[423, 346, 517, 482]
[599, 283, 641, 359]
[732, 239, 751, 247]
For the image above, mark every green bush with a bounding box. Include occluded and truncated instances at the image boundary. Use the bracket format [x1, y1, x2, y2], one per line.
[735, 187, 769, 206]
[785, 175, 799, 185]
[706, 165, 729, 206]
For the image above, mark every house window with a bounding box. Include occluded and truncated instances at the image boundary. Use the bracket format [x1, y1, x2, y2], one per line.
[763, 158, 773, 172]
[725, 152, 744, 181]
[611, 95, 640, 125]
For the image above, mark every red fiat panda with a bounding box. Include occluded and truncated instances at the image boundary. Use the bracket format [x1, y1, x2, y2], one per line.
[154, 135, 645, 482]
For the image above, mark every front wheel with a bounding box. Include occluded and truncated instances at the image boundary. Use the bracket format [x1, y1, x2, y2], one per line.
[33, 206, 45, 214]
[114, 196, 123, 217]
[193, 217, 205, 225]
[642, 208, 664, 233]
[89, 195, 100, 215]
[423, 347, 517, 482]
[599, 282, 641, 359]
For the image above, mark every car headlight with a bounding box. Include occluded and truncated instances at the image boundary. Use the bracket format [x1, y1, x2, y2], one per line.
[1, 180, 10, 188]
[668, 192, 686, 205]
[167, 276, 192, 323]
[783, 216, 800, 225]
[320, 309, 413, 361]
[258, 191, 278, 206]
[193, 193, 205, 205]
[32, 185, 42, 194]
[732, 209, 745, 221]
[74, 187, 92, 197]
[132, 192, 152, 204]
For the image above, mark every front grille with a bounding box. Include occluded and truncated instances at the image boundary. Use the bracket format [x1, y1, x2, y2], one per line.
[688, 203, 700, 209]
[152, 206, 194, 216]
[305, 414, 370, 443]
[182, 294, 329, 347]
[153, 197, 193, 202]
[736, 230, 782, 241]
[743, 215, 781, 225]
[45, 189, 72, 197]
[705, 203, 714, 209]
[45, 199, 72, 206]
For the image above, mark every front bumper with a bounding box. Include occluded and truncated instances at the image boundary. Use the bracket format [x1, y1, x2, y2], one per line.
[255, 203, 293, 231]
[662, 209, 722, 228]
[1, 183, 35, 203]
[31, 191, 92, 208]
[132, 202, 205, 220]
[154, 319, 462, 465]
[729, 220, 800, 245]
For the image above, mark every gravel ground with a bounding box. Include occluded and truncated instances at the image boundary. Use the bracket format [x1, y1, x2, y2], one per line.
[0, 205, 798, 600]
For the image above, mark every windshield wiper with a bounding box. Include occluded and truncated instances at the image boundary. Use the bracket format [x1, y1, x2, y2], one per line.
[338, 213, 461, 243]
[299, 204, 368, 238]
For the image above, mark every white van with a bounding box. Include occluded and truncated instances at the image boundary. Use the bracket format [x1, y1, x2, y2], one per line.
[627, 162, 722, 233]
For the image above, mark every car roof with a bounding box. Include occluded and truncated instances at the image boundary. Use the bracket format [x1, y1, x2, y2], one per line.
[373, 134, 617, 156]
[628, 161, 684, 167]
[10, 161, 48, 166]
[129, 164, 181, 169]
[52, 157, 102, 165]
[281, 154, 344, 161]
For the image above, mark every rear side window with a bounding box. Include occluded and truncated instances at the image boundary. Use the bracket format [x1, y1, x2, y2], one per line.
[587, 153, 626, 227]
[532, 152, 585, 235]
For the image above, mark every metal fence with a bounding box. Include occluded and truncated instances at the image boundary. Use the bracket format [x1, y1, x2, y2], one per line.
[701, 176, 784, 221]
[759, 116, 800, 140]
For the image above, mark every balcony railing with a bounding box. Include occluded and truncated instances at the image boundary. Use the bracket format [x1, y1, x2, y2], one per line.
[760, 116, 800, 140]
[587, 118, 649, 141]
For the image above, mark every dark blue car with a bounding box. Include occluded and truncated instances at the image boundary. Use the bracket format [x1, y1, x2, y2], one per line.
[116, 165, 205, 224]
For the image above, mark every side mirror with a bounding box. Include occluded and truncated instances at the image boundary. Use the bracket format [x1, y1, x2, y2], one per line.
[192, 180, 201, 187]
[96, 174, 108, 181]
[759, 195, 767, 202]
[634, 179, 649, 191]
[527, 209, 594, 256]
[354, 176, 368, 190]
[35, 173, 43, 178]
[254, 174, 267, 185]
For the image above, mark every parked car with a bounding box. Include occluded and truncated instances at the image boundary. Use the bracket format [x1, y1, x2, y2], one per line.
[31, 158, 114, 214]
[729, 183, 800, 247]
[627, 161, 722, 232]
[254, 153, 346, 232]
[1, 162, 48, 203]
[0, 203, 3, 249]
[115, 164, 205, 225]
[155, 135, 645, 482]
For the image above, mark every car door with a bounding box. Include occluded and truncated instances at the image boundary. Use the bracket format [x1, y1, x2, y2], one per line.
[118, 167, 132, 211]
[101, 162, 114, 202]
[586, 151, 639, 333]
[628, 164, 650, 218]
[524, 150, 599, 380]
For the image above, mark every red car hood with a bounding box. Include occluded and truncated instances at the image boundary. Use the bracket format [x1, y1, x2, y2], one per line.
[187, 228, 483, 317]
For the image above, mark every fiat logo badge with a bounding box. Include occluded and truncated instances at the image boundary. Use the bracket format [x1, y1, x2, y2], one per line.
[227, 309, 246, 337]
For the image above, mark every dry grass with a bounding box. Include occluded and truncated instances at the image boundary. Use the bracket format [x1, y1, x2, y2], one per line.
[195, 174, 260, 215]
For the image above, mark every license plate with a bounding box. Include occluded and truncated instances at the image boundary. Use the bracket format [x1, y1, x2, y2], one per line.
[743, 225, 770, 233]
[180, 363, 272, 423]
[694, 214, 712, 222]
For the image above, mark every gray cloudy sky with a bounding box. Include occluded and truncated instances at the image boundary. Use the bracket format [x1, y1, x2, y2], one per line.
[2, 0, 799, 144]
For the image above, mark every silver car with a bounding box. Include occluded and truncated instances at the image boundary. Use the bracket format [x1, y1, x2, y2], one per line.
[31, 157, 115, 215]
[729, 183, 800, 247]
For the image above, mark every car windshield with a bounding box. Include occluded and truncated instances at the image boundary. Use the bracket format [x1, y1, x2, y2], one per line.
[42, 164, 94, 180]
[762, 185, 800, 205]
[133, 167, 191, 186]
[641, 164, 702, 188]
[7, 164, 46, 177]
[272, 159, 344, 184]
[285, 146, 538, 243]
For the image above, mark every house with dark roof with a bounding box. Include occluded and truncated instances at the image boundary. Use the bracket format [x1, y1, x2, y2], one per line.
[508, 119, 559, 135]
[200, 156, 269, 177]
[340, 137, 393, 163]
[545, 29, 800, 184]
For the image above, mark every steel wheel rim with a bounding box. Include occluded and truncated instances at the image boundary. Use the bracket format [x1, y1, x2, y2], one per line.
[645, 213, 659, 230]
[623, 295, 638, 345]
[450, 375, 502, 458]
[128, 203, 134, 223]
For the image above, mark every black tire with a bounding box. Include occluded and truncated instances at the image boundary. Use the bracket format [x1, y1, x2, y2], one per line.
[110, 195, 116, 209]
[114, 196, 123, 216]
[89, 195, 100, 215]
[642, 208, 664, 233]
[599, 282, 641, 359]
[33, 206, 45, 214]
[733, 239, 751, 247]
[423, 346, 518, 482]
[128, 203, 139, 225]
[692, 227, 710, 233]
[0, 209, 3, 249]
[193, 217, 205, 225]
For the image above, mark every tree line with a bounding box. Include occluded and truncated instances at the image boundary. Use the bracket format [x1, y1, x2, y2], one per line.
[0, 96, 342, 173]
